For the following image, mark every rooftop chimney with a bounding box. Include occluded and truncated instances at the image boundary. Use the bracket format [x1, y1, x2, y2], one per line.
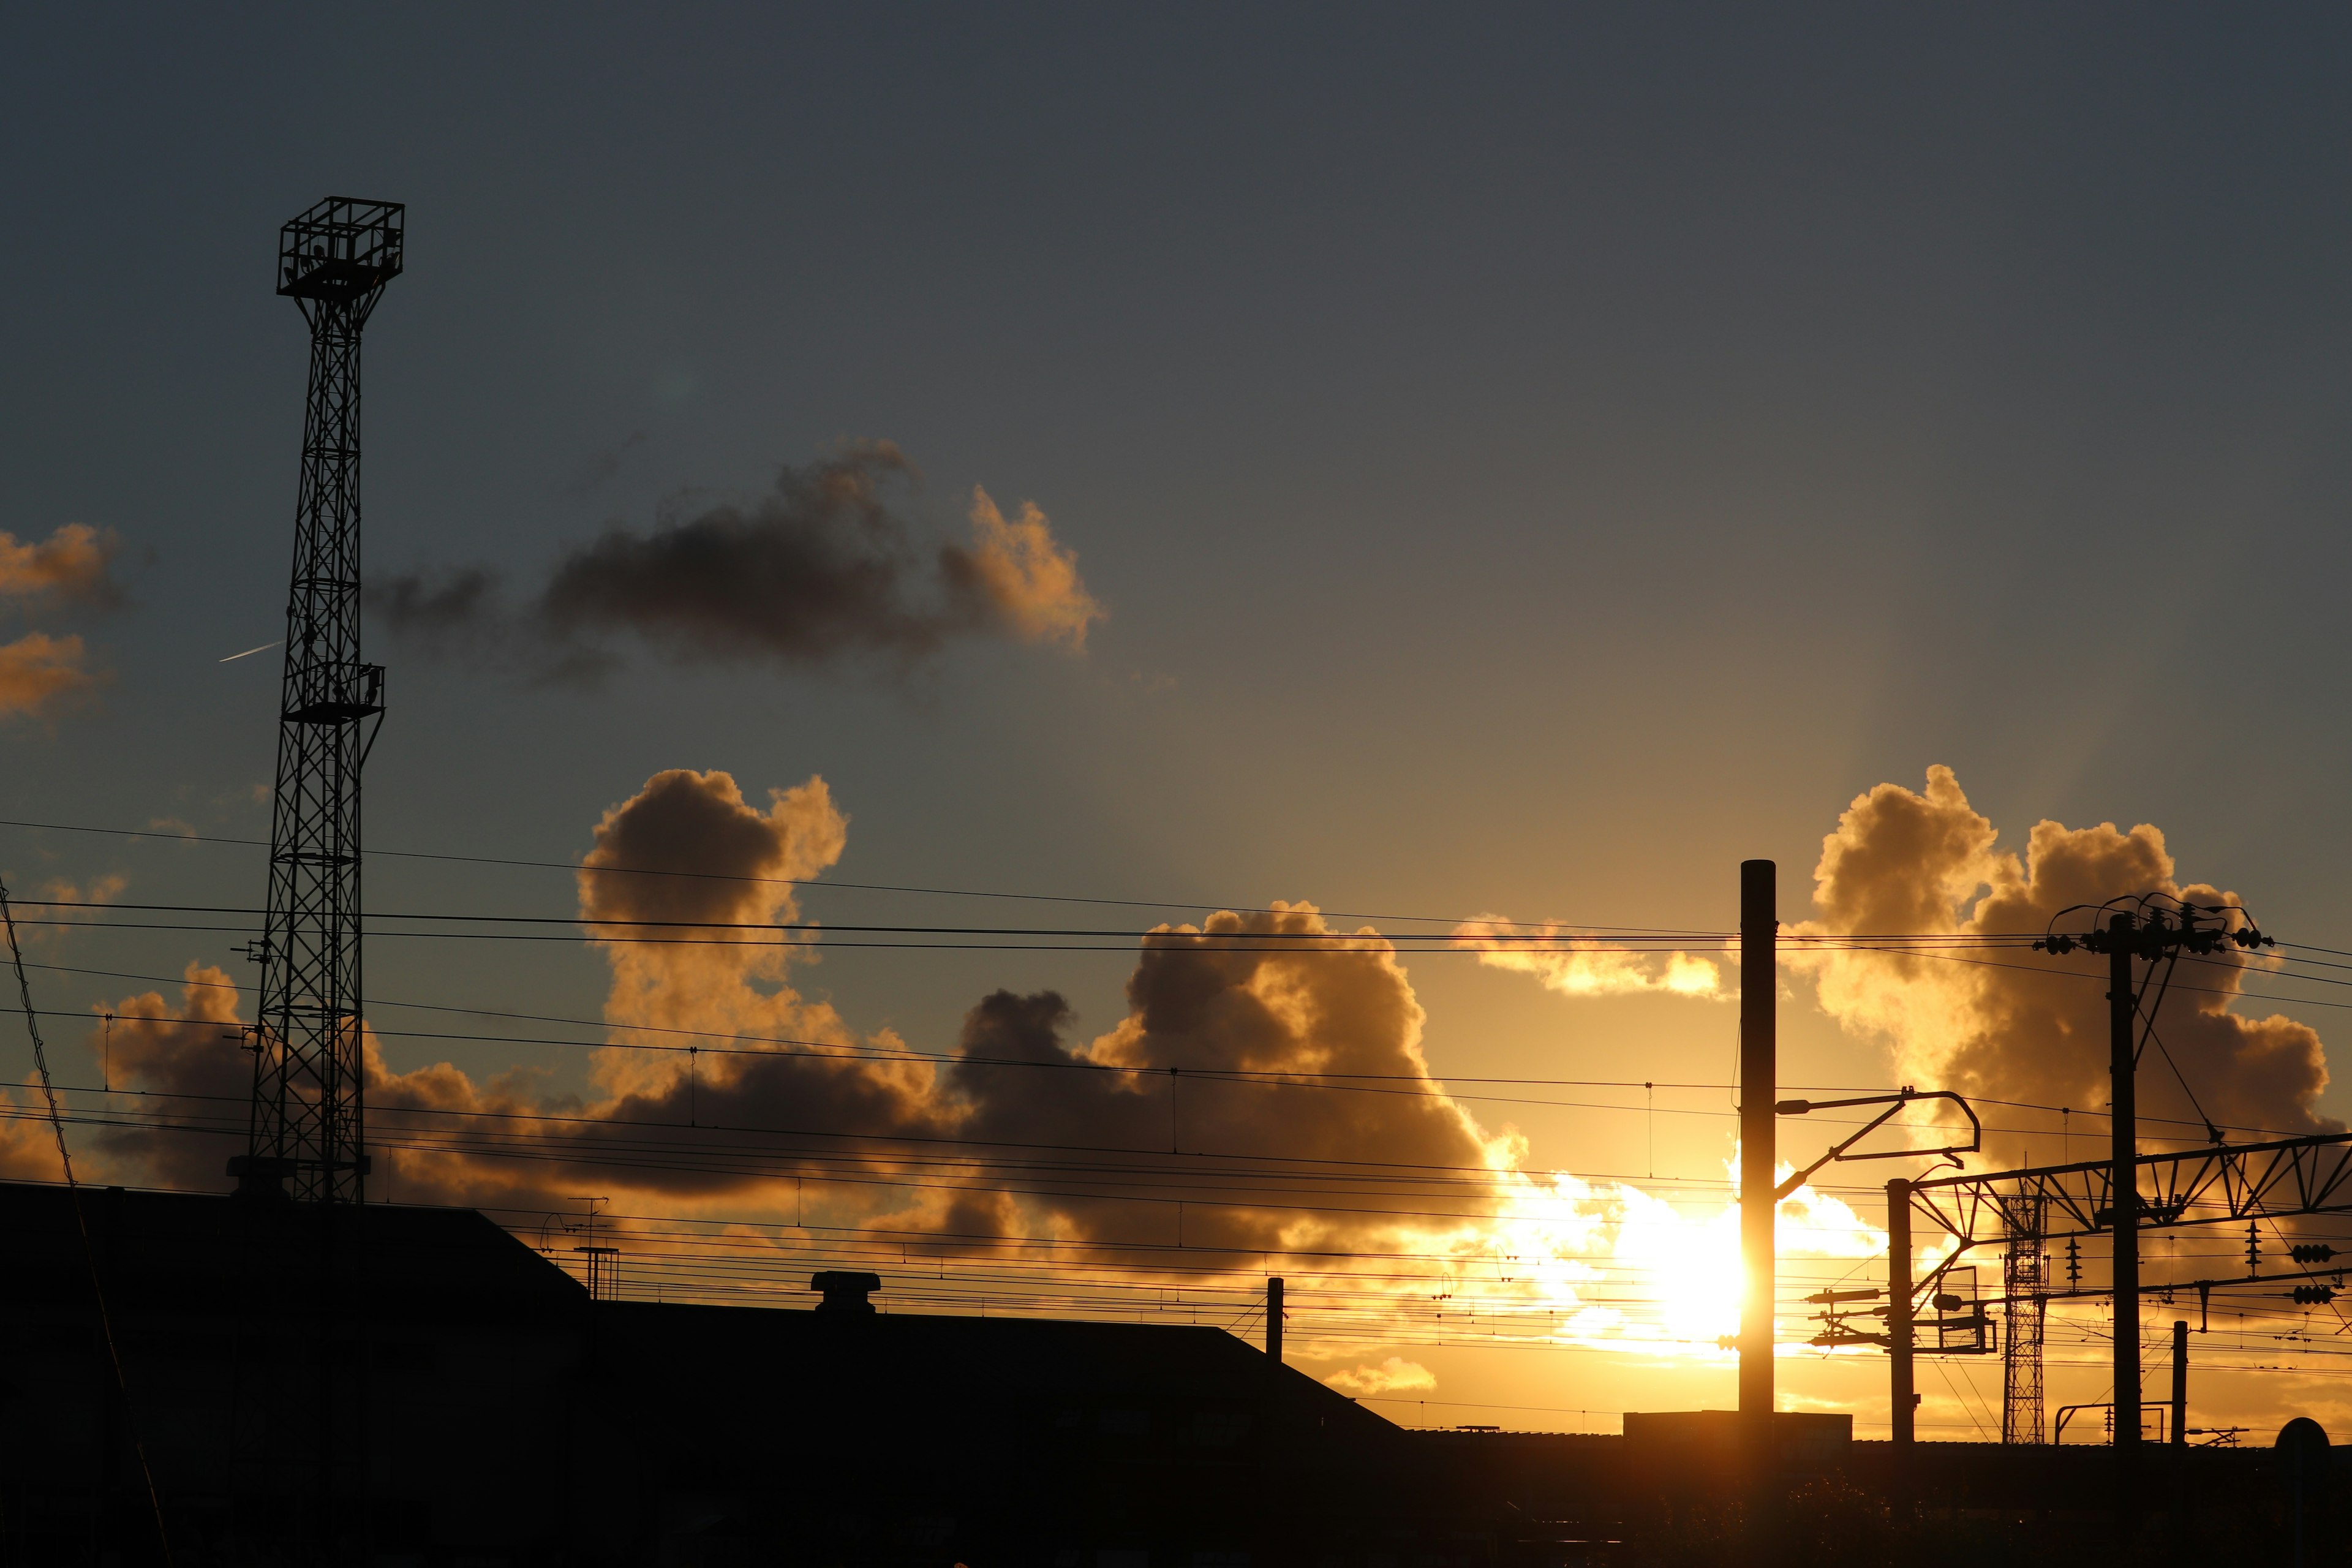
[811, 1270, 880, 1314]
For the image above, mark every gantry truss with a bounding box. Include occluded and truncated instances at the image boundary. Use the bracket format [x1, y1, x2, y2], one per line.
[1908, 1131, 2352, 1303]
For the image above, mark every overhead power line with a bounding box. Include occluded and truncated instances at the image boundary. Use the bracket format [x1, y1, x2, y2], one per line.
[0, 814, 1719, 935]
[12, 958, 2323, 1143]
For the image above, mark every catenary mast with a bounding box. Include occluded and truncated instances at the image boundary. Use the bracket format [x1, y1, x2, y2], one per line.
[233, 198, 402, 1204]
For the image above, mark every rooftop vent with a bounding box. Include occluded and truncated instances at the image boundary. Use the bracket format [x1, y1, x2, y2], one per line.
[812, 1270, 880, 1314]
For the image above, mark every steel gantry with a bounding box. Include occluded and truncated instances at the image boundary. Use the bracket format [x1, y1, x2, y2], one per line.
[1887, 1132, 2352, 1469]
[1906, 1131, 2352, 1290]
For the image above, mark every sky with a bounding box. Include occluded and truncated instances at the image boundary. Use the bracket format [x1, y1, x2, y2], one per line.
[6, 4, 2352, 1441]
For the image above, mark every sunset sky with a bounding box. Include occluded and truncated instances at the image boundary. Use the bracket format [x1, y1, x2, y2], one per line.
[7, 6, 2352, 1440]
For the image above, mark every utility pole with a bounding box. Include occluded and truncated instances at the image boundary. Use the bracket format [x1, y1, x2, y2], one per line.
[2032, 898, 2274, 1539]
[1740, 860, 1777, 1539]
[1266, 1276, 1284, 1362]
[2103, 914, 2139, 1465]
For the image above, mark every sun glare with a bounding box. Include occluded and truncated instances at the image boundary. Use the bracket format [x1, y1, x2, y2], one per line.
[1437, 1153, 1889, 1363]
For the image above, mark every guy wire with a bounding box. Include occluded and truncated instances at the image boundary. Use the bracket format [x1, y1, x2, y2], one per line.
[0, 873, 173, 1563]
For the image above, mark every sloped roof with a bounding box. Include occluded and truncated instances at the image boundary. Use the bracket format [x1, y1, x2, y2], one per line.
[0, 1180, 587, 1322]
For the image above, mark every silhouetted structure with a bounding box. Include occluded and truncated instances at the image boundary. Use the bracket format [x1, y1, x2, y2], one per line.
[2000, 1190, 2048, 1444]
[217, 194, 407, 1567]
[238, 195, 403, 1207]
[2, 1182, 576, 1565]
[8, 1178, 2349, 1566]
[0, 1182, 1401, 1565]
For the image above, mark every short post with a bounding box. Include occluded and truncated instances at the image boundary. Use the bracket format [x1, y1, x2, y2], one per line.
[1888, 1179, 1913, 1447]
[2171, 1321, 2187, 1445]
[1266, 1276, 1284, 1362]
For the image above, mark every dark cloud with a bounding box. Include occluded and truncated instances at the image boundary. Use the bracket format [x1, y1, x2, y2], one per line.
[370, 443, 1100, 678]
[540, 442, 944, 663]
[561, 431, 646, 497]
[372, 566, 499, 637]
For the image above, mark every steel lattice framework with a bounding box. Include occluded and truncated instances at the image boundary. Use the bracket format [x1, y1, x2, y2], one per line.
[1909, 1131, 2352, 1291]
[235, 198, 402, 1205]
[1999, 1190, 2048, 1444]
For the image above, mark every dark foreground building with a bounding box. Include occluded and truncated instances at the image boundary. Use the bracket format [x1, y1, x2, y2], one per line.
[0, 1181, 1417, 1566]
[3, 1180, 2345, 1567]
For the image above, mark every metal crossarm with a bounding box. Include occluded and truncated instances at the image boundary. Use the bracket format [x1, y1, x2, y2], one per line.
[1774, 1087, 1981, 1200]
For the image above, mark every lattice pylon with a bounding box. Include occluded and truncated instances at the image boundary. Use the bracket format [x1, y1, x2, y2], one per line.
[2001, 1189, 2049, 1444]
[235, 198, 402, 1205]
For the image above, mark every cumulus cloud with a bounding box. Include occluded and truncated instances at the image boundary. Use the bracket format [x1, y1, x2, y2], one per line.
[0, 524, 120, 606]
[83, 767, 1885, 1360]
[87, 769, 1512, 1245]
[0, 632, 96, 720]
[1322, 1357, 1436, 1396]
[91, 963, 252, 1189]
[947, 901, 1507, 1254]
[372, 443, 1102, 677]
[1792, 766, 2337, 1157]
[1455, 919, 1724, 999]
[352, 766, 936, 1212]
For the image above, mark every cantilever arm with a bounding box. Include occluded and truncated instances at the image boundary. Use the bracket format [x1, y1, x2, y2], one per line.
[1772, 1088, 1982, 1202]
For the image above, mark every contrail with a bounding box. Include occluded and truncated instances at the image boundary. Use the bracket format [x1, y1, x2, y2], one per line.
[218, 640, 281, 663]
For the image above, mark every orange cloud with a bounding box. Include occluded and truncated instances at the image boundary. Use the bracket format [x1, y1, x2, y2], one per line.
[89, 963, 251, 1189]
[1322, 1357, 1436, 1396]
[0, 1087, 70, 1180]
[0, 632, 94, 719]
[580, 767, 851, 1058]
[0, 524, 119, 605]
[952, 487, 1103, 650]
[1455, 918, 1724, 998]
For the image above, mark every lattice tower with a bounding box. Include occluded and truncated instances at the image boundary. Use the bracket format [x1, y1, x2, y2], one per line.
[2000, 1189, 2049, 1444]
[235, 198, 402, 1204]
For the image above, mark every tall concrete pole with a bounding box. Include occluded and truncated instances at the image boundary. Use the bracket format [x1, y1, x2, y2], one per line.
[2109, 914, 2139, 1453]
[1266, 1277, 1284, 1362]
[1740, 862, 1777, 1426]
[2108, 911, 2141, 1544]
